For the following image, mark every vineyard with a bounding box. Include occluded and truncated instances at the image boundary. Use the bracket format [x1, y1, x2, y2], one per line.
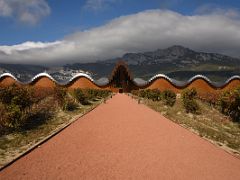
[0, 85, 111, 167]
[131, 87, 240, 154]
[0, 85, 111, 130]
[132, 87, 240, 122]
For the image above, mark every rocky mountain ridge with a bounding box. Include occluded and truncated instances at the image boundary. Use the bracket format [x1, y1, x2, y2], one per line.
[1, 45, 239, 81]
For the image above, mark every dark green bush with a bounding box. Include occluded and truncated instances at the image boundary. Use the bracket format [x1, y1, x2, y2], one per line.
[182, 88, 200, 114]
[73, 89, 111, 104]
[219, 87, 240, 122]
[147, 89, 161, 101]
[162, 90, 176, 106]
[136, 89, 161, 101]
[99, 89, 111, 98]
[84, 89, 111, 100]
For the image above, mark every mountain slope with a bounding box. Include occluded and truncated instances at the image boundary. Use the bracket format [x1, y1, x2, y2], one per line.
[1, 45, 240, 81]
[121, 45, 239, 66]
[0, 63, 47, 81]
[65, 45, 240, 81]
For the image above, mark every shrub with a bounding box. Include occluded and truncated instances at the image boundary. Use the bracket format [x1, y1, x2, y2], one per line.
[182, 88, 200, 114]
[23, 97, 56, 130]
[0, 85, 34, 128]
[138, 89, 147, 98]
[147, 89, 161, 101]
[0, 85, 33, 110]
[219, 87, 240, 122]
[0, 103, 9, 128]
[162, 90, 176, 106]
[198, 92, 220, 107]
[137, 89, 161, 101]
[53, 86, 67, 108]
[84, 89, 97, 100]
[73, 89, 111, 105]
[73, 89, 89, 105]
[84, 89, 111, 99]
[131, 90, 139, 96]
[98, 89, 111, 98]
[32, 87, 54, 104]
[63, 98, 78, 111]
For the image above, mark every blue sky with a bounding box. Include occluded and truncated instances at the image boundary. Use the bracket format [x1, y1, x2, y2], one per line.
[1, 0, 240, 45]
[0, 0, 240, 65]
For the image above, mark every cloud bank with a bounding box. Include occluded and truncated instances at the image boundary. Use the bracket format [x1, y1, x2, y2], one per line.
[0, 0, 50, 24]
[84, 0, 118, 11]
[1, 9, 240, 65]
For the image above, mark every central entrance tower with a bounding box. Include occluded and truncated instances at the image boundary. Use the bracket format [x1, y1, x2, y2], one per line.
[109, 61, 136, 92]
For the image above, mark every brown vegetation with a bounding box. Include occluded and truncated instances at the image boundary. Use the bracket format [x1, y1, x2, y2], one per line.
[132, 87, 240, 154]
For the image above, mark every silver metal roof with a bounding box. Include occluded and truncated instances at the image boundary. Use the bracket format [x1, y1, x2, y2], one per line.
[0, 72, 239, 88]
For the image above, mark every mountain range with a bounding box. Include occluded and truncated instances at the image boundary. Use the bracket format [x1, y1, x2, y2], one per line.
[0, 45, 239, 82]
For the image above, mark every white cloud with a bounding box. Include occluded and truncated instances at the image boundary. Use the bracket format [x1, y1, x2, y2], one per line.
[0, 0, 50, 24]
[84, 0, 118, 11]
[0, 41, 62, 55]
[195, 4, 240, 19]
[1, 9, 240, 65]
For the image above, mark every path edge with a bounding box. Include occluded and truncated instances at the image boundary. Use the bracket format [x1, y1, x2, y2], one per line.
[0, 96, 112, 172]
[129, 94, 240, 160]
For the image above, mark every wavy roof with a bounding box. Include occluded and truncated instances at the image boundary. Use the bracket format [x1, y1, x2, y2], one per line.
[0, 73, 19, 82]
[0, 72, 239, 89]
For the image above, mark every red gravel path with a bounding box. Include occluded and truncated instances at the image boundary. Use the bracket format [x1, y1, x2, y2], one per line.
[1, 94, 240, 180]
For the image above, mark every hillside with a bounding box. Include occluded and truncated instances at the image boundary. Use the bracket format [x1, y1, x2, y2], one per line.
[1, 45, 240, 81]
[0, 63, 47, 81]
[65, 45, 240, 81]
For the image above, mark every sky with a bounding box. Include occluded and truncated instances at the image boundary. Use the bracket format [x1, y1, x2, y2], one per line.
[0, 0, 240, 65]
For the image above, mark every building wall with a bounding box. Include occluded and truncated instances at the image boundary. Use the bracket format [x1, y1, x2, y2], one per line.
[30, 77, 56, 89]
[146, 78, 180, 93]
[67, 77, 132, 93]
[67, 77, 100, 90]
[185, 79, 216, 93]
[0, 75, 239, 94]
[0, 77, 20, 87]
[221, 79, 240, 91]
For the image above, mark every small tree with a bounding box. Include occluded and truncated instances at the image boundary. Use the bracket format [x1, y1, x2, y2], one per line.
[53, 86, 67, 109]
[73, 89, 89, 105]
[219, 87, 240, 122]
[0, 85, 34, 127]
[182, 88, 200, 114]
[147, 89, 161, 101]
[162, 90, 176, 107]
[139, 89, 147, 98]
